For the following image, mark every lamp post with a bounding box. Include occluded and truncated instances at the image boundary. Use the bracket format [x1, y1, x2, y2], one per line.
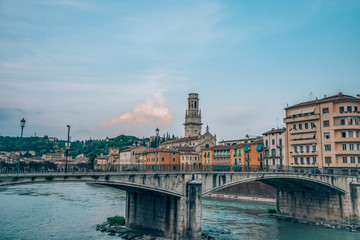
[65, 125, 71, 173]
[17, 118, 26, 175]
[156, 128, 159, 173]
[312, 142, 316, 174]
[105, 137, 109, 171]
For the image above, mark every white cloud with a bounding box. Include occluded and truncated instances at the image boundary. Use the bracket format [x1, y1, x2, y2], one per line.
[101, 93, 173, 128]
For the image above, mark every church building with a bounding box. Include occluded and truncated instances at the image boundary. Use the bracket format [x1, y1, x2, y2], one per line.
[160, 93, 217, 153]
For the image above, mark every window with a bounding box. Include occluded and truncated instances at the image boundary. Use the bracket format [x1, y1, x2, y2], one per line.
[357, 131, 360, 138]
[347, 106, 352, 112]
[311, 122, 316, 128]
[234, 158, 237, 165]
[355, 106, 358, 112]
[323, 120, 329, 127]
[294, 146, 298, 153]
[299, 124, 302, 130]
[342, 132, 346, 138]
[325, 144, 331, 151]
[173, 158, 175, 162]
[358, 157, 360, 164]
[306, 157, 310, 164]
[342, 144, 347, 151]
[293, 124, 297, 130]
[162, 157, 164, 162]
[324, 132, 330, 139]
[272, 139, 275, 145]
[340, 106, 344, 113]
[279, 149, 282, 157]
[300, 146, 304, 153]
[325, 157, 332, 164]
[300, 157, 304, 164]
[279, 139, 282, 146]
[271, 149, 276, 156]
[265, 140, 268, 147]
[351, 157, 355, 163]
[340, 119, 346, 125]
[305, 123, 308, 129]
[313, 157, 317, 164]
[349, 144, 354, 151]
[294, 157, 298, 164]
[343, 157, 348, 164]
[313, 145, 317, 152]
[322, 108, 329, 114]
[306, 146, 310, 152]
[273, 159, 275, 165]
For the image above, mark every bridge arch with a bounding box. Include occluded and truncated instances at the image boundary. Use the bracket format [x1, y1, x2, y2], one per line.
[202, 174, 346, 196]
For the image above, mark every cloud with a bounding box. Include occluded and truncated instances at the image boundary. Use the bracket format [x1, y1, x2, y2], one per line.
[101, 93, 173, 128]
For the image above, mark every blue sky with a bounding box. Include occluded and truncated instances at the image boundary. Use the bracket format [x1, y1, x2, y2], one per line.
[1, 0, 359, 141]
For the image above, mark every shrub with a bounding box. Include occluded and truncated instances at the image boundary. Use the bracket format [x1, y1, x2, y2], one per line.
[268, 208, 277, 214]
[107, 216, 125, 225]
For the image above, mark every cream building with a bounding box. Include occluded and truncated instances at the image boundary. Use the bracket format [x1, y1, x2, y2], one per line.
[262, 128, 286, 169]
[284, 93, 360, 175]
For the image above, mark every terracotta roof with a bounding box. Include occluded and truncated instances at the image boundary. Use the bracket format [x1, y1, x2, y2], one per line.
[143, 148, 179, 154]
[120, 146, 145, 152]
[286, 92, 360, 110]
[202, 140, 263, 151]
[263, 127, 286, 135]
[218, 137, 261, 143]
[160, 136, 199, 145]
[177, 146, 195, 152]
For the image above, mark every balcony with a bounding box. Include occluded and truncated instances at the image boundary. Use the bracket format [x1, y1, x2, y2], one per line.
[276, 144, 283, 148]
[257, 156, 263, 160]
[284, 114, 320, 123]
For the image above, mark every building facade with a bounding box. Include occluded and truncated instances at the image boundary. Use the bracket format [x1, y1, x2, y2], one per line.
[262, 128, 286, 170]
[284, 93, 360, 174]
[200, 140, 264, 171]
[143, 148, 180, 171]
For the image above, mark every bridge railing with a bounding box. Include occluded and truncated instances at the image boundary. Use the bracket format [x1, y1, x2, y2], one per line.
[1, 163, 358, 176]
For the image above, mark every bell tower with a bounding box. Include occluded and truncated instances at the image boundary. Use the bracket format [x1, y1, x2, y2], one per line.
[184, 93, 202, 137]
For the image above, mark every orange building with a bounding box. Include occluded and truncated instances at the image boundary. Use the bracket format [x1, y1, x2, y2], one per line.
[284, 93, 360, 175]
[200, 140, 264, 171]
[143, 148, 180, 171]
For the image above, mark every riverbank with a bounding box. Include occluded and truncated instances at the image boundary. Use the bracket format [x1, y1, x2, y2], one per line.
[206, 193, 276, 203]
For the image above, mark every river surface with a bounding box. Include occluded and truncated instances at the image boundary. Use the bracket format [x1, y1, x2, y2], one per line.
[0, 182, 358, 240]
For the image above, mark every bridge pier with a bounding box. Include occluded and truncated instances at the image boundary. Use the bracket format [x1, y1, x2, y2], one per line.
[277, 178, 360, 229]
[125, 180, 202, 239]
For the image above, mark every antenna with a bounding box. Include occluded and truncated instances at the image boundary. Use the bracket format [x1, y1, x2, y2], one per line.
[309, 92, 313, 101]
[277, 118, 279, 129]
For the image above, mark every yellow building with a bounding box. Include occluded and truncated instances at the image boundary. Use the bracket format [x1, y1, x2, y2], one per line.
[284, 92, 360, 175]
[200, 140, 264, 171]
[143, 148, 180, 171]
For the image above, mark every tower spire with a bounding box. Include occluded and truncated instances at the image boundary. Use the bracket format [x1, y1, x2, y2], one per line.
[184, 93, 202, 137]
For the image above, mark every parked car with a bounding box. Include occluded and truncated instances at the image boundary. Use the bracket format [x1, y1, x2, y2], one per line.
[305, 168, 321, 174]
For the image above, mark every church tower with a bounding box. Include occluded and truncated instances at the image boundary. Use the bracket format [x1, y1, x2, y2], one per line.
[184, 93, 202, 137]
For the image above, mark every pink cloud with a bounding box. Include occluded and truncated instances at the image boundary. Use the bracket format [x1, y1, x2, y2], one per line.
[101, 93, 173, 128]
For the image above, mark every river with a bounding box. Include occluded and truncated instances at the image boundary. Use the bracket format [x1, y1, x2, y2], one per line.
[0, 182, 358, 240]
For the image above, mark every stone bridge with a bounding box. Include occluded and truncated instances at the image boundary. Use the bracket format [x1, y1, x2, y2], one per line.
[0, 172, 359, 239]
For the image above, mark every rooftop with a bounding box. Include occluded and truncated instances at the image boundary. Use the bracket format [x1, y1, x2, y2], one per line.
[286, 92, 360, 110]
[263, 127, 286, 135]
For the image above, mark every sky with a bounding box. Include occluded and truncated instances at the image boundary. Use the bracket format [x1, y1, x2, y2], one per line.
[1, 0, 360, 141]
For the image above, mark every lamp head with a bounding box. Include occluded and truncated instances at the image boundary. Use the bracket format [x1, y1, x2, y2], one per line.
[156, 128, 159, 136]
[20, 118, 26, 128]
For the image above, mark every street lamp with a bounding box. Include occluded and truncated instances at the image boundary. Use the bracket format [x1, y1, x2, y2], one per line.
[65, 125, 71, 173]
[17, 118, 26, 175]
[106, 137, 109, 171]
[156, 128, 159, 173]
[312, 142, 316, 174]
